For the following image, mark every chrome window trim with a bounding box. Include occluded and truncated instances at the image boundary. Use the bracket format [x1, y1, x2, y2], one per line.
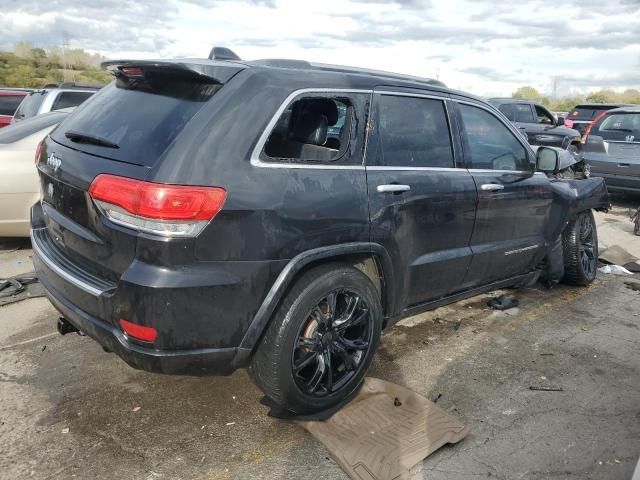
[468, 168, 545, 175]
[30, 228, 106, 296]
[366, 166, 463, 172]
[250, 88, 372, 170]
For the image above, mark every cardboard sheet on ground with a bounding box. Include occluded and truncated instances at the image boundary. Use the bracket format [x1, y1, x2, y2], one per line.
[299, 378, 469, 480]
[599, 245, 638, 267]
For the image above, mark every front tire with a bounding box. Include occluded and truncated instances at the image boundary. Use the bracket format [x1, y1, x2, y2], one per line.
[249, 264, 382, 414]
[562, 210, 598, 285]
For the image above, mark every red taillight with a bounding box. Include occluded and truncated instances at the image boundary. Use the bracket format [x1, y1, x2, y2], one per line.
[35, 140, 44, 165]
[88, 174, 226, 237]
[564, 118, 574, 129]
[119, 319, 157, 342]
[581, 111, 608, 144]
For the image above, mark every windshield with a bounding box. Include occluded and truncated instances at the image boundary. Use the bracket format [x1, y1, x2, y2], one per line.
[52, 74, 222, 166]
[13, 92, 46, 121]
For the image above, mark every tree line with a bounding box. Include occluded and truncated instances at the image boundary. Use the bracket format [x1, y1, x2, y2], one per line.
[0, 42, 111, 88]
[512, 86, 640, 112]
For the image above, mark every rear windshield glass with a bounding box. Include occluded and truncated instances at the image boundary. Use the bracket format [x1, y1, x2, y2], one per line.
[0, 95, 25, 116]
[52, 73, 222, 166]
[593, 113, 640, 140]
[13, 92, 46, 120]
[0, 110, 67, 144]
[569, 105, 619, 120]
[51, 91, 94, 111]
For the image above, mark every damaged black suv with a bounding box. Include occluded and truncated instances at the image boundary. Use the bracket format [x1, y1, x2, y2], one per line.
[31, 50, 609, 414]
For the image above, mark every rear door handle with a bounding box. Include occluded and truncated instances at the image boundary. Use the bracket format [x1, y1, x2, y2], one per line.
[480, 183, 505, 191]
[377, 184, 411, 193]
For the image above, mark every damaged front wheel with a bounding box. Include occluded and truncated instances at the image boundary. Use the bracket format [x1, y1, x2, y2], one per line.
[562, 210, 598, 285]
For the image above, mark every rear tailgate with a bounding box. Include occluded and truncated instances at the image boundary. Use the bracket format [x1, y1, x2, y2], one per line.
[583, 110, 640, 177]
[34, 60, 243, 296]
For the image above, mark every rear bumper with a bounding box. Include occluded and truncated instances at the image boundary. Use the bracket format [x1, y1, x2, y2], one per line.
[30, 202, 285, 376]
[39, 272, 248, 375]
[590, 172, 640, 192]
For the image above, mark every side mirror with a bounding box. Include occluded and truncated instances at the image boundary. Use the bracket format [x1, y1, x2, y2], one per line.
[556, 116, 565, 127]
[536, 147, 559, 173]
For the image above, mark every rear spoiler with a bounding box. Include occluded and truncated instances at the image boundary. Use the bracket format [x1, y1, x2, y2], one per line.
[101, 59, 245, 84]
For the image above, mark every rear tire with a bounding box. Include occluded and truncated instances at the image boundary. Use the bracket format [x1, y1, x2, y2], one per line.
[562, 210, 598, 285]
[248, 264, 382, 414]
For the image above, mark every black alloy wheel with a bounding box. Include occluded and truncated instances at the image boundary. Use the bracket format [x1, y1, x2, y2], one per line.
[292, 289, 373, 396]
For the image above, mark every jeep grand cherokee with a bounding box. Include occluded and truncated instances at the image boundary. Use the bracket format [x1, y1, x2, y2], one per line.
[31, 51, 609, 414]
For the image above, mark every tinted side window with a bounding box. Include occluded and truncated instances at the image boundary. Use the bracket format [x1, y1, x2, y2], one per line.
[498, 104, 515, 121]
[0, 95, 25, 116]
[376, 95, 454, 168]
[512, 104, 535, 123]
[263, 93, 369, 165]
[51, 91, 94, 110]
[459, 104, 529, 171]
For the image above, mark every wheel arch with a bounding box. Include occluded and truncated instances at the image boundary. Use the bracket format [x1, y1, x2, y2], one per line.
[238, 243, 396, 356]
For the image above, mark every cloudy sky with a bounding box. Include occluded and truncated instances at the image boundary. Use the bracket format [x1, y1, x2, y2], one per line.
[1, 0, 639, 96]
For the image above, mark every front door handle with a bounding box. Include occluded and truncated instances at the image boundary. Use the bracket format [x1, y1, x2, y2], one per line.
[480, 183, 505, 191]
[377, 184, 411, 193]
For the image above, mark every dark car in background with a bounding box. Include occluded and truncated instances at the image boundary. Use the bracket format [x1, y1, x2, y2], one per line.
[581, 106, 640, 193]
[488, 98, 581, 151]
[12, 83, 100, 124]
[0, 89, 29, 128]
[565, 103, 634, 135]
[31, 53, 608, 414]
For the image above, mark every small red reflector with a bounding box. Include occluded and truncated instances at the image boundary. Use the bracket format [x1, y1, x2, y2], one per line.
[89, 174, 227, 221]
[35, 140, 44, 165]
[119, 319, 157, 342]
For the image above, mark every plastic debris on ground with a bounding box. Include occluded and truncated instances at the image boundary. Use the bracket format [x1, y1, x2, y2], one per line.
[598, 265, 633, 275]
[0, 272, 46, 306]
[487, 294, 519, 310]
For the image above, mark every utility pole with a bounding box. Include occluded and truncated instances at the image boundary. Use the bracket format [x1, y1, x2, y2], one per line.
[61, 31, 75, 83]
[552, 76, 559, 100]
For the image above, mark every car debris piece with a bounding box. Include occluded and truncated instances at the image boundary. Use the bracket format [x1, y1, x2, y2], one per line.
[488, 295, 519, 310]
[299, 378, 468, 480]
[625, 282, 640, 292]
[598, 265, 633, 275]
[529, 385, 563, 392]
[0, 272, 45, 306]
[631, 206, 640, 236]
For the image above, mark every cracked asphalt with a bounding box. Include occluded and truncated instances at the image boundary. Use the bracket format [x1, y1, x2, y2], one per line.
[1, 206, 639, 480]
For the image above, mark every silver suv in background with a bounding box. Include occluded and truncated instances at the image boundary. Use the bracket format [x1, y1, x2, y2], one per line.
[581, 106, 640, 193]
[12, 83, 101, 123]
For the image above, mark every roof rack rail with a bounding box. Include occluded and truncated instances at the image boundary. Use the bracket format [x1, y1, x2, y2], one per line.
[208, 47, 241, 61]
[59, 82, 104, 89]
[250, 59, 312, 69]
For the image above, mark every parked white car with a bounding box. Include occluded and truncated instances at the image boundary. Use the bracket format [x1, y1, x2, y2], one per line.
[0, 109, 71, 236]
